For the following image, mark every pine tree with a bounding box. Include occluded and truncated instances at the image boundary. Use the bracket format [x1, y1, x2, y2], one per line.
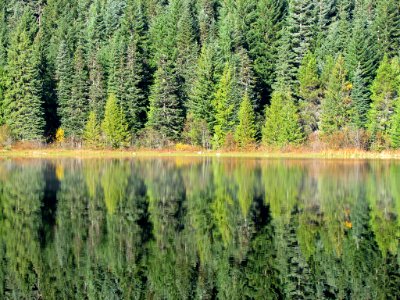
[212, 63, 235, 149]
[368, 55, 400, 142]
[320, 55, 353, 134]
[122, 34, 147, 133]
[235, 93, 256, 148]
[147, 56, 184, 141]
[56, 40, 72, 133]
[63, 44, 89, 140]
[88, 51, 106, 120]
[298, 52, 321, 135]
[372, 0, 400, 59]
[351, 65, 370, 128]
[390, 100, 400, 149]
[175, 0, 199, 100]
[187, 43, 215, 131]
[83, 111, 101, 147]
[102, 94, 129, 148]
[197, 0, 218, 43]
[245, 0, 285, 100]
[263, 90, 303, 147]
[4, 9, 44, 140]
[287, 0, 316, 67]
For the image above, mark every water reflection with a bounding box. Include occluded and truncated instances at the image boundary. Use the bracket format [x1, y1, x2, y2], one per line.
[0, 158, 399, 299]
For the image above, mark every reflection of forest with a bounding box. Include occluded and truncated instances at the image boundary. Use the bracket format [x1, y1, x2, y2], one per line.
[0, 158, 399, 299]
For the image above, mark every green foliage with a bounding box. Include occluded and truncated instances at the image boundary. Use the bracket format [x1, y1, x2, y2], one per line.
[147, 56, 184, 142]
[234, 93, 256, 148]
[0, 0, 399, 150]
[320, 55, 353, 134]
[4, 9, 44, 140]
[212, 63, 235, 149]
[298, 52, 321, 135]
[83, 111, 101, 148]
[60, 43, 89, 140]
[368, 55, 400, 144]
[188, 43, 216, 131]
[102, 94, 129, 148]
[390, 99, 400, 148]
[263, 90, 303, 147]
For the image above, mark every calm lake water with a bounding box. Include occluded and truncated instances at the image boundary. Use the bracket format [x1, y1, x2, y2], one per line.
[0, 157, 399, 299]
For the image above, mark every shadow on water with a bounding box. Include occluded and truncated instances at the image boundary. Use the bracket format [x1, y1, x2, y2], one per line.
[0, 157, 399, 299]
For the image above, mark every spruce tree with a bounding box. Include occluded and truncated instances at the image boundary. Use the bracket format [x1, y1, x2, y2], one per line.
[390, 100, 400, 149]
[368, 55, 400, 142]
[234, 93, 256, 148]
[351, 65, 370, 128]
[245, 0, 285, 100]
[122, 35, 147, 133]
[56, 40, 72, 131]
[197, 0, 218, 43]
[102, 94, 129, 148]
[262, 90, 303, 147]
[187, 43, 216, 132]
[83, 110, 101, 147]
[212, 63, 235, 149]
[287, 0, 316, 67]
[147, 56, 184, 141]
[372, 0, 400, 59]
[88, 51, 106, 120]
[63, 44, 89, 140]
[320, 55, 353, 134]
[4, 9, 44, 140]
[298, 52, 321, 135]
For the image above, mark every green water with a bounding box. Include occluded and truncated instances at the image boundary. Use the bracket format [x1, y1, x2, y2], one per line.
[0, 158, 399, 299]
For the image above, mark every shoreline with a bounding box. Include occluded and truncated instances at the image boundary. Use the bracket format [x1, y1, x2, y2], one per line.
[1, 148, 400, 159]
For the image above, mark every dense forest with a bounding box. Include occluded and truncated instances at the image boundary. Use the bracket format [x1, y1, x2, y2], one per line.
[0, 0, 399, 150]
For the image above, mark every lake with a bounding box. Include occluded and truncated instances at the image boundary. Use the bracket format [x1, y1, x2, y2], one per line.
[0, 157, 399, 299]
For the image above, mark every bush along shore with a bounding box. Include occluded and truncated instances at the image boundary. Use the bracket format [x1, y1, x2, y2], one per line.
[0, 1, 400, 153]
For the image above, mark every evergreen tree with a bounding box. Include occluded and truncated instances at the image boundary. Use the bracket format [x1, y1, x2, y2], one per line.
[63, 43, 89, 140]
[147, 56, 184, 141]
[83, 110, 101, 147]
[187, 43, 216, 132]
[102, 93, 129, 148]
[234, 93, 256, 148]
[88, 51, 106, 120]
[351, 65, 370, 128]
[390, 100, 400, 149]
[197, 0, 217, 43]
[263, 90, 303, 147]
[298, 52, 321, 135]
[372, 0, 400, 59]
[4, 9, 44, 140]
[122, 34, 147, 133]
[245, 0, 285, 101]
[56, 40, 72, 131]
[367, 55, 400, 143]
[320, 55, 353, 134]
[287, 0, 315, 67]
[212, 63, 235, 149]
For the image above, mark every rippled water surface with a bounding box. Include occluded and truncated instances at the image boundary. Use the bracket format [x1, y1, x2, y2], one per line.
[0, 158, 399, 299]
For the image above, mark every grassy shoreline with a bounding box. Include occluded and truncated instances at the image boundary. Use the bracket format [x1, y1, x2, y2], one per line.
[1, 148, 400, 159]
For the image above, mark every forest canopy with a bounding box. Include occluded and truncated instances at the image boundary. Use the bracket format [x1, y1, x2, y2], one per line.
[0, 0, 399, 150]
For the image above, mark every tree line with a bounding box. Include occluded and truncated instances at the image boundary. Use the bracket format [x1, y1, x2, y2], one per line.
[0, 0, 399, 149]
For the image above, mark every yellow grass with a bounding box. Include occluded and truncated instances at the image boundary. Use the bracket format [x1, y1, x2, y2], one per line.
[1, 147, 400, 159]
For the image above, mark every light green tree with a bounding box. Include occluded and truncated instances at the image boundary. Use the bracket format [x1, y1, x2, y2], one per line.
[83, 111, 101, 148]
[102, 94, 129, 148]
[235, 93, 256, 148]
[368, 55, 400, 145]
[263, 90, 303, 147]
